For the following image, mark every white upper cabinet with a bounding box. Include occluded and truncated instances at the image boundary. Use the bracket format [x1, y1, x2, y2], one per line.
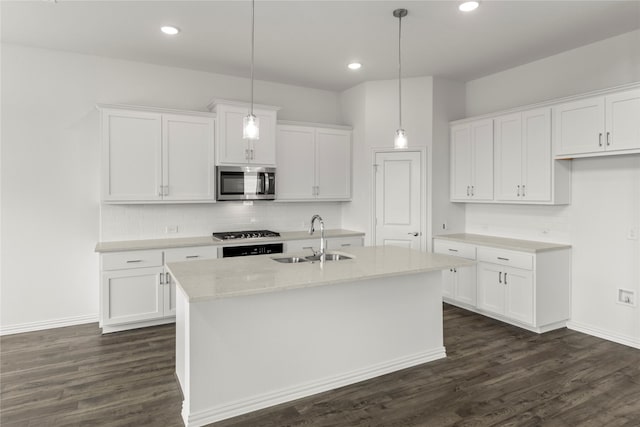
[495, 108, 559, 203]
[276, 124, 351, 201]
[213, 102, 278, 166]
[101, 106, 215, 203]
[554, 88, 640, 157]
[451, 118, 493, 201]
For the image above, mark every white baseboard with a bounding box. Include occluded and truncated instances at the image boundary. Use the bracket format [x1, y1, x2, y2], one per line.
[183, 347, 447, 427]
[567, 321, 640, 350]
[0, 314, 98, 336]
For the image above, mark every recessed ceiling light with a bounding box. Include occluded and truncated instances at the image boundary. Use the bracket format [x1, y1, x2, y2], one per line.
[459, 1, 479, 12]
[161, 26, 180, 35]
[348, 62, 362, 70]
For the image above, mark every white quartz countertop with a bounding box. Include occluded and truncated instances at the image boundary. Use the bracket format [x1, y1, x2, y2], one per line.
[166, 245, 475, 302]
[95, 229, 364, 253]
[433, 233, 571, 253]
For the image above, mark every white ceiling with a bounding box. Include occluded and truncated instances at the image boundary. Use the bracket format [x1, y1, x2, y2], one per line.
[2, 1, 639, 91]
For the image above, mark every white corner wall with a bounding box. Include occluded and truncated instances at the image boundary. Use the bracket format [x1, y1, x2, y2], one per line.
[464, 30, 640, 348]
[0, 44, 342, 334]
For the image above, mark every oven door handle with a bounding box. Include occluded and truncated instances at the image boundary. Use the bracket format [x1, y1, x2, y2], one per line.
[264, 173, 271, 195]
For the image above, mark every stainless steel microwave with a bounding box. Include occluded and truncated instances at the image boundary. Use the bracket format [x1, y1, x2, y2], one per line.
[216, 166, 276, 201]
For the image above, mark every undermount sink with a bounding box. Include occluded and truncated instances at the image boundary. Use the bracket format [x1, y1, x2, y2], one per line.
[272, 253, 353, 263]
[272, 256, 309, 264]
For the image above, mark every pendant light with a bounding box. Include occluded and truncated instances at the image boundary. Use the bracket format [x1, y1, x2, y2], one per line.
[393, 8, 408, 149]
[243, 0, 259, 140]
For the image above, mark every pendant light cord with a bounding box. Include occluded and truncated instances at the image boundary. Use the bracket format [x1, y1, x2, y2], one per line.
[397, 12, 402, 130]
[250, 0, 255, 115]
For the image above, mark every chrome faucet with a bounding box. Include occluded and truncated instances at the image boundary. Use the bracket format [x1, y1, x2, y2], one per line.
[309, 214, 325, 258]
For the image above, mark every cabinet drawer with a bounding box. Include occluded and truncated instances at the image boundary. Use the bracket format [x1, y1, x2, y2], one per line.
[328, 236, 363, 249]
[433, 240, 476, 260]
[477, 247, 533, 270]
[164, 246, 219, 263]
[102, 250, 163, 271]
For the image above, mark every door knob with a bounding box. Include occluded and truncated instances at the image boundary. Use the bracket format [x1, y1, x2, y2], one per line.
[408, 232, 420, 237]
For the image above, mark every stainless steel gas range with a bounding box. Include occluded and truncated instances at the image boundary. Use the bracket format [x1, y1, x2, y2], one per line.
[212, 230, 283, 258]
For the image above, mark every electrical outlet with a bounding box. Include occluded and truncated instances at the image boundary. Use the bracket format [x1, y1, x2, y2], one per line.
[165, 225, 178, 234]
[627, 227, 638, 240]
[542, 228, 550, 235]
[617, 289, 636, 307]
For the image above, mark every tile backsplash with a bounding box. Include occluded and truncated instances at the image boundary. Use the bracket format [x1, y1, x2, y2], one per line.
[100, 202, 343, 241]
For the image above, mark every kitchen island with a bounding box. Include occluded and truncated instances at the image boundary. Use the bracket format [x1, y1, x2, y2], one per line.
[166, 245, 474, 427]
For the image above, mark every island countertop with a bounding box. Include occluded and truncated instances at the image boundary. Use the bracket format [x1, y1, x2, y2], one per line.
[166, 245, 475, 302]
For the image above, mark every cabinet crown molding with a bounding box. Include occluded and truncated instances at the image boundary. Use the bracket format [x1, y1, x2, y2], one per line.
[451, 81, 640, 125]
[96, 103, 215, 118]
[208, 98, 281, 112]
[278, 120, 352, 131]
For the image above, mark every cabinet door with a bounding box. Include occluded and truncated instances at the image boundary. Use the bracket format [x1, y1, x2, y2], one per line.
[250, 110, 277, 166]
[216, 105, 251, 165]
[521, 108, 552, 202]
[455, 265, 477, 307]
[101, 267, 164, 326]
[162, 114, 215, 201]
[605, 89, 640, 152]
[315, 128, 352, 200]
[276, 126, 316, 199]
[450, 124, 473, 200]
[494, 113, 522, 201]
[471, 119, 494, 201]
[442, 268, 455, 299]
[553, 97, 605, 155]
[504, 266, 534, 325]
[477, 263, 504, 316]
[164, 273, 177, 317]
[102, 109, 162, 201]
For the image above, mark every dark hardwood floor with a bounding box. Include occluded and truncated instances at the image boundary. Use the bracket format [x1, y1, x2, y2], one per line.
[2, 304, 639, 426]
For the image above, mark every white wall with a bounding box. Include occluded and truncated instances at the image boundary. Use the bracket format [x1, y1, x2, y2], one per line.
[464, 30, 640, 348]
[1, 44, 342, 333]
[339, 77, 433, 247]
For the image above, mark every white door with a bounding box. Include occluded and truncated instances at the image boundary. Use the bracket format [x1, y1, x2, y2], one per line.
[522, 108, 552, 202]
[276, 125, 316, 199]
[450, 124, 472, 200]
[494, 113, 522, 201]
[162, 114, 215, 201]
[605, 89, 640, 152]
[471, 119, 494, 201]
[553, 96, 605, 155]
[316, 128, 352, 200]
[102, 109, 162, 201]
[374, 151, 422, 249]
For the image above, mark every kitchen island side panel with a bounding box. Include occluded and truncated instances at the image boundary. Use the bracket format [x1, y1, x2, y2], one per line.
[178, 271, 445, 426]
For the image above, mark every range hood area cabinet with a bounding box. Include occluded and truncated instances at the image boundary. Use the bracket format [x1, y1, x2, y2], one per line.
[210, 100, 279, 166]
[276, 123, 352, 201]
[553, 88, 640, 159]
[100, 106, 216, 203]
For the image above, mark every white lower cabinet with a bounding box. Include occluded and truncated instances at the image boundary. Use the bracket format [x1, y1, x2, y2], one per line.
[434, 240, 477, 307]
[434, 237, 571, 333]
[99, 246, 218, 333]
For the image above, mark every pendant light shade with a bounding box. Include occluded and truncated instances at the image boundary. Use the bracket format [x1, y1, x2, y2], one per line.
[393, 8, 408, 149]
[243, 0, 259, 141]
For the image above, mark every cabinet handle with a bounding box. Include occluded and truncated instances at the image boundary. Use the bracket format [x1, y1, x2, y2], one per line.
[165, 272, 170, 284]
[159, 272, 164, 285]
[598, 132, 603, 147]
[471, 186, 475, 196]
[466, 186, 470, 196]
[316, 186, 320, 196]
[163, 185, 169, 196]
[497, 257, 510, 261]
[159, 186, 164, 197]
[341, 243, 351, 247]
[186, 255, 200, 259]
[499, 272, 502, 283]
[126, 259, 143, 263]
[522, 185, 526, 197]
[448, 248, 458, 252]
[453, 268, 457, 273]
[504, 272, 508, 285]
[302, 246, 314, 250]
[606, 131, 611, 146]
[517, 185, 520, 197]
[245, 148, 249, 160]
